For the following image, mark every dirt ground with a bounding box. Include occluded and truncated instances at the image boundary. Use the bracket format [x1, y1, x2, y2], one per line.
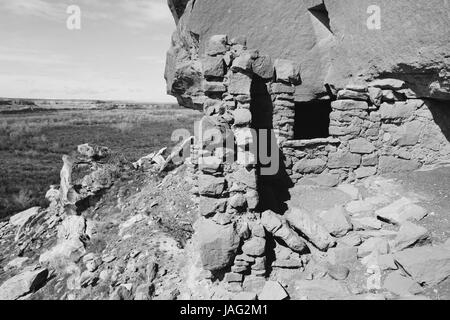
[387, 166, 450, 243]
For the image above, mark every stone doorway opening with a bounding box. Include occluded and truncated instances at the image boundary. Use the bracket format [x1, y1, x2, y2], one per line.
[250, 75, 292, 215]
[294, 100, 332, 140]
[249, 75, 273, 131]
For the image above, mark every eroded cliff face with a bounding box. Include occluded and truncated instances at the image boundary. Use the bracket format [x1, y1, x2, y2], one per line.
[165, 0, 450, 107]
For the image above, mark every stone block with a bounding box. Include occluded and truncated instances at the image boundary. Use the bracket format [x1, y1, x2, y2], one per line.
[394, 245, 450, 286]
[198, 156, 223, 174]
[393, 121, 424, 146]
[271, 83, 295, 94]
[349, 138, 375, 154]
[379, 101, 420, 121]
[229, 194, 247, 209]
[231, 52, 253, 72]
[230, 167, 257, 189]
[337, 89, 369, 101]
[202, 56, 225, 79]
[196, 219, 240, 272]
[233, 109, 252, 126]
[319, 206, 352, 238]
[203, 81, 226, 94]
[378, 156, 420, 173]
[331, 100, 369, 111]
[199, 197, 227, 217]
[206, 35, 228, 56]
[286, 207, 335, 251]
[252, 55, 274, 79]
[355, 167, 377, 179]
[242, 237, 266, 257]
[328, 151, 361, 169]
[228, 72, 252, 95]
[274, 59, 301, 84]
[198, 174, 226, 197]
[362, 154, 379, 166]
[292, 158, 327, 174]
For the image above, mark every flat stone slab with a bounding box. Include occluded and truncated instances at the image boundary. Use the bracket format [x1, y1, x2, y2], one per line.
[9, 207, 40, 228]
[258, 281, 289, 300]
[282, 137, 340, 148]
[383, 271, 422, 296]
[376, 197, 428, 225]
[394, 245, 450, 286]
[289, 185, 351, 213]
[392, 222, 429, 252]
[0, 268, 48, 300]
[293, 279, 351, 300]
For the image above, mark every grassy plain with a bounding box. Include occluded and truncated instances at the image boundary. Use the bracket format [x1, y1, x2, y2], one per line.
[0, 99, 201, 218]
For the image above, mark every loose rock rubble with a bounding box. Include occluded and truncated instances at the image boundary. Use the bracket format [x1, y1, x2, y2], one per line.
[0, 267, 48, 300]
[0, 142, 193, 300]
[1, 140, 449, 301]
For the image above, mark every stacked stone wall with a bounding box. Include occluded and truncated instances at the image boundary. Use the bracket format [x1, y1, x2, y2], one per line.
[184, 34, 450, 289]
[184, 34, 310, 288]
[282, 79, 450, 185]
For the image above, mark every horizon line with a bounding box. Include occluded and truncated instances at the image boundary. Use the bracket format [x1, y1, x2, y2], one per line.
[0, 96, 178, 105]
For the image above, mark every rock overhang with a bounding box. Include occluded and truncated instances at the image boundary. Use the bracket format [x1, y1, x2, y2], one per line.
[165, 0, 450, 105]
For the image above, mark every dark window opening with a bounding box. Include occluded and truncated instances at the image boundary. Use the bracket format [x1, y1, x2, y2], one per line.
[294, 100, 332, 140]
[308, 3, 332, 33]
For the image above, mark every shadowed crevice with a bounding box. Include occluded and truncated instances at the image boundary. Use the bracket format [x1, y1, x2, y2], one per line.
[308, 3, 332, 34]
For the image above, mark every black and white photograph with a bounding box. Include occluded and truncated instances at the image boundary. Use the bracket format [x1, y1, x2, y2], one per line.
[0, 0, 449, 307]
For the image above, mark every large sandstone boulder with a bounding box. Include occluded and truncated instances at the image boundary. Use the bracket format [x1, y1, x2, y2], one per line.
[39, 215, 88, 267]
[166, 0, 450, 104]
[195, 218, 241, 272]
[9, 207, 40, 228]
[286, 207, 335, 251]
[0, 268, 48, 300]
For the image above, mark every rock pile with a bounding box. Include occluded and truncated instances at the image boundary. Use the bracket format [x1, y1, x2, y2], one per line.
[189, 168, 450, 299]
[0, 143, 123, 299]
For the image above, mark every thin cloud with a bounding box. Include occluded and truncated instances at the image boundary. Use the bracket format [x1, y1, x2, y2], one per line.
[0, 0, 66, 21]
[0, 48, 71, 65]
[0, 0, 176, 102]
[0, 71, 175, 102]
[82, 0, 174, 29]
[0, 0, 174, 29]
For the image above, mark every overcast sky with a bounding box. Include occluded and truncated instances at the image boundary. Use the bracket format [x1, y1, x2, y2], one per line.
[0, 0, 177, 102]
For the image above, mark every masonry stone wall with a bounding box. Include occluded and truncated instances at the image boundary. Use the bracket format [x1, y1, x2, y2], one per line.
[185, 34, 450, 288]
[184, 35, 311, 287]
[282, 81, 450, 186]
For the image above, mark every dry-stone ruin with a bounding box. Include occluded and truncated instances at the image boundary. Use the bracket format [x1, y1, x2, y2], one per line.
[165, 0, 450, 291]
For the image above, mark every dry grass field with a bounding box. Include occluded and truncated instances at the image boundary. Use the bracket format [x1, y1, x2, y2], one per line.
[0, 99, 201, 219]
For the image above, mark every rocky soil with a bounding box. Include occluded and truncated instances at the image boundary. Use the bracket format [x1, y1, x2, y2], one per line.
[0, 145, 198, 300]
[1, 144, 450, 300]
